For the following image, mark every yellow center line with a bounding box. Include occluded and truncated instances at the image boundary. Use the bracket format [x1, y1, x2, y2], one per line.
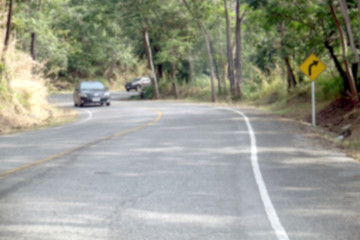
[0, 108, 162, 180]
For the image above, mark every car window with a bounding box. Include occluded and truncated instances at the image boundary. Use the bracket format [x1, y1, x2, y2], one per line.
[80, 82, 105, 90]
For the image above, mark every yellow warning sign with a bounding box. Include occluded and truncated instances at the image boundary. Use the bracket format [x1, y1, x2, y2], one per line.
[300, 54, 326, 81]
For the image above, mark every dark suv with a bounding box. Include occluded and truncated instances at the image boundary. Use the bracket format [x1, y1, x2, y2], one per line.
[74, 81, 111, 107]
[125, 77, 151, 91]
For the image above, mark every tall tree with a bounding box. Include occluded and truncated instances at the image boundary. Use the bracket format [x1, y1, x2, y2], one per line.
[330, 3, 359, 103]
[358, 0, 360, 67]
[143, 28, 160, 99]
[3, 0, 14, 56]
[338, 0, 360, 74]
[1, 0, 14, 90]
[235, 0, 246, 98]
[30, 0, 42, 60]
[210, 40, 222, 94]
[137, 0, 160, 99]
[224, 0, 235, 96]
[181, 0, 216, 102]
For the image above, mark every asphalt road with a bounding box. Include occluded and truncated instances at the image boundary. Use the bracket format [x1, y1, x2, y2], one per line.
[1, 94, 360, 240]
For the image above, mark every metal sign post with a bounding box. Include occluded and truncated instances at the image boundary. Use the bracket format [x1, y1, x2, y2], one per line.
[312, 81, 316, 126]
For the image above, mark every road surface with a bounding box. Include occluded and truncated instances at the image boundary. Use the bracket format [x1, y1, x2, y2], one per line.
[0, 94, 360, 240]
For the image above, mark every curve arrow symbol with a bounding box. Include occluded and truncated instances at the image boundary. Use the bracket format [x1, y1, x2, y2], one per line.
[308, 60, 319, 76]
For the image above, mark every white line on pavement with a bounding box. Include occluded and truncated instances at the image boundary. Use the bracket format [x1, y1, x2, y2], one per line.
[73, 109, 93, 125]
[229, 108, 290, 240]
[52, 109, 93, 131]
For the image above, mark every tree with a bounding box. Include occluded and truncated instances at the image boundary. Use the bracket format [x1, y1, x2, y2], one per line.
[338, 0, 360, 69]
[30, 0, 42, 60]
[143, 28, 160, 99]
[337, 0, 359, 102]
[330, 3, 359, 103]
[116, 0, 161, 98]
[235, 0, 246, 98]
[151, 1, 195, 97]
[246, 0, 351, 93]
[1, 0, 14, 90]
[181, 0, 216, 102]
[137, 0, 160, 99]
[224, 0, 235, 96]
[7, 0, 360, 106]
[3, 0, 13, 56]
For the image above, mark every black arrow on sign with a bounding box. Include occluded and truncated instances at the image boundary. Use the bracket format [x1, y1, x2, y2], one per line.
[308, 60, 319, 76]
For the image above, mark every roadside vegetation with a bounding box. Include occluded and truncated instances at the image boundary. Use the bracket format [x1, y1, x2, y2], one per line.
[0, 0, 360, 157]
[0, 29, 76, 134]
[0, 3, 75, 134]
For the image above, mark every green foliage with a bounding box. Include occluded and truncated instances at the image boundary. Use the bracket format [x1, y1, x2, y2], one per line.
[7, 0, 358, 104]
[143, 85, 154, 99]
[13, 0, 138, 79]
[317, 76, 345, 101]
[242, 65, 286, 104]
[13, 0, 73, 74]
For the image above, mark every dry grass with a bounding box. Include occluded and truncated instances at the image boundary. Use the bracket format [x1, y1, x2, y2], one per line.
[0, 17, 75, 133]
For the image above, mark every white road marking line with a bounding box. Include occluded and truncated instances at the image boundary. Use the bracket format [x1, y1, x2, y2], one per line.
[72, 109, 93, 125]
[229, 108, 290, 240]
[52, 109, 93, 130]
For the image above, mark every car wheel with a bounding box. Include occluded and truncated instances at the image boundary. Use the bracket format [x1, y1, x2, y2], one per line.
[74, 102, 78, 107]
[106, 102, 111, 106]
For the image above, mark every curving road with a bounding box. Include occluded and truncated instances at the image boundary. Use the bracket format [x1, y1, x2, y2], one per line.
[0, 94, 360, 240]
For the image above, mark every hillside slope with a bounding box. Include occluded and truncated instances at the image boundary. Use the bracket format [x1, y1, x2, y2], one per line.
[0, 31, 73, 134]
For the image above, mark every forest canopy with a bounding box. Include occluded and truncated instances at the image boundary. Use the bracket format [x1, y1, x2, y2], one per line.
[2, 0, 360, 103]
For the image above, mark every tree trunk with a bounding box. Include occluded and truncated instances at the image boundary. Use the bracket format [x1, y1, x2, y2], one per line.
[235, 0, 244, 99]
[352, 63, 358, 88]
[330, 4, 358, 103]
[220, 55, 228, 98]
[181, 0, 216, 102]
[358, 0, 360, 69]
[339, 0, 360, 70]
[30, 33, 36, 60]
[29, 0, 42, 61]
[339, 0, 360, 93]
[172, 82, 179, 99]
[200, 26, 216, 102]
[3, 0, 13, 55]
[280, 21, 286, 81]
[154, 45, 163, 79]
[157, 64, 163, 79]
[171, 62, 179, 98]
[1, 0, 14, 90]
[281, 21, 296, 90]
[284, 57, 296, 90]
[210, 40, 222, 94]
[143, 28, 160, 99]
[188, 54, 194, 86]
[223, 0, 235, 96]
[324, 40, 350, 92]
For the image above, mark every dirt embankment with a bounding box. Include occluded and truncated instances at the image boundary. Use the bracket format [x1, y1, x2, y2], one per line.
[316, 98, 360, 141]
[264, 95, 360, 160]
[294, 97, 360, 160]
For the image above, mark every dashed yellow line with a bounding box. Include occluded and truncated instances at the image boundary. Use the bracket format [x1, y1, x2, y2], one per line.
[0, 108, 162, 180]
